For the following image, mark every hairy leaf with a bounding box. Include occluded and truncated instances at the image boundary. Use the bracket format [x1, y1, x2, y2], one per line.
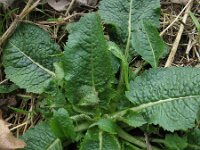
[3, 23, 61, 93]
[63, 13, 113, 104]
[126, 67, 200, 131]
[99, 0, 166, 67]
[21, 122, 63, 150]
[80, 128, 121, 150]
[49, 108, 76, 140]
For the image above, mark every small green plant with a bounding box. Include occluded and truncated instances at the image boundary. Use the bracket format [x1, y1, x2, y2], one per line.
[2, 0, 200, 149]
[190, 11, 200, 44]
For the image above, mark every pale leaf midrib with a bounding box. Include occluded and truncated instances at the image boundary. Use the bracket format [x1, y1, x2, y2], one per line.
[112, 94, 200, 118]
[99, 131, 103, 150]
[124, 0, 133, 57]
[47, 138, 61, 150]
[131, 95, 200, 112]
[10, 42, 56, 77]
[142, 22, 157, 67]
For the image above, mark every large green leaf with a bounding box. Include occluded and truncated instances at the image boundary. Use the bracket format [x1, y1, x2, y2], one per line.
[63, 13, 113, 104]
[80, 128, 121, 150]
[3, 23, 61, 93]
[126, 67, 200, 131]
[99, 0, 166, 67]
[21, 122, 63, 150]
[49, 108, 76, 140]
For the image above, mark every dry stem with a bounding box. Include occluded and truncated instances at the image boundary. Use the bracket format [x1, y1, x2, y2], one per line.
[165, 0, 194, 67]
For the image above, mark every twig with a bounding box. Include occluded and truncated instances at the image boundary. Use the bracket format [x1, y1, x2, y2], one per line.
[160, 0, 193, 37]
[165, 0, 194, 67]
[144, 133, 152, 150]
[185, 37, 193, 61]
[65, 0, 76, 15]
[0, 0, 40, 54]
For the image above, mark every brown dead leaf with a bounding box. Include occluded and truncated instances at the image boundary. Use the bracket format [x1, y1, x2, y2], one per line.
[47, 0, 98, 11]
[86, 0, 98, 6]
[76, 0, 98, 6]
[0, 111, 26, 150]
[171, 0, 189, 5]
[0, 0, 15, 6]
[47, 0, 70, 11]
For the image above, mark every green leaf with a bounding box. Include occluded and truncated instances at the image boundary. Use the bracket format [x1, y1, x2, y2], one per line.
[99, 0, 166, 67]
[49, 108, 76, 140]
[126, 67, 200, 131]
[21, 122, 63, 150]
[163, 134, 188, 150]
[189, 12, 200, 33]
[0, 84, 18, 93]
[108, 42, 129, 89]
[132, 20, 167, 67]
[96, 119, 117, 134]
[99, 0, 160, 40]
[80, 128, 121, 150]
[63, 13, 113, 105]
[3, 23, 61, 93]
[187, 128, 200, 150]
[121, 110, 146, 128]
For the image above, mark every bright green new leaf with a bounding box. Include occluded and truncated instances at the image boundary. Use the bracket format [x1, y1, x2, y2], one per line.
[99, 0, 166, 67]
[3, 23, 61, 93]
[21, 122, 63, 150]
[80, 128, 121, 150]
[63, 13, 113, 104]
[189, 12, 200, 33]
[49, 108, 76, 140]
[121, 110, 146, 128]
[96, 118, 117, 134]
[126, 67, 200, 131]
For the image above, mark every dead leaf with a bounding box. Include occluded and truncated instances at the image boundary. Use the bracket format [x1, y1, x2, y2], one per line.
[0, 0, 15, 6]
[47, 0, 98, 11]
[76, 0, 98, 6]
[86, 0, 98, 6]
[171, 0, 189, 5]
[0, 111, 26, 150]
[47, 0, 70, 11]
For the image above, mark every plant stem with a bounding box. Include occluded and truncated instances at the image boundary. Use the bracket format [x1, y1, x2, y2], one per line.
[74, 122, 90, 132]
[125, 0, 133, 59]
[117, 127, 147, 149]
[118, 0, 133, 91]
